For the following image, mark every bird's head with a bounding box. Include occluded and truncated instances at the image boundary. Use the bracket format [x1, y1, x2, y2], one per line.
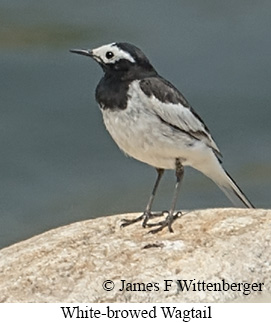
[70, 42, 156, 79]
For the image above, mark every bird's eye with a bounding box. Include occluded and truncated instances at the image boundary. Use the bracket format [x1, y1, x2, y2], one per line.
[105, 51, 114, 59]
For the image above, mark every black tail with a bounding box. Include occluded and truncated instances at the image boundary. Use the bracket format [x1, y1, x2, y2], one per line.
[217, 170, 254, 208]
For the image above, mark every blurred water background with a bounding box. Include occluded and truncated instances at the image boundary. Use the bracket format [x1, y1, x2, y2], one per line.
[0, 0, 270, 248]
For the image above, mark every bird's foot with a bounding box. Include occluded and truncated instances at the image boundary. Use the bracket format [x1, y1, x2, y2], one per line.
[146, 211, 182, 234]
[121, 211, 166, 228]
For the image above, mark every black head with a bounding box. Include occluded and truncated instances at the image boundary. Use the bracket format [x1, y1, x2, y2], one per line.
[70, 42, 157, 80]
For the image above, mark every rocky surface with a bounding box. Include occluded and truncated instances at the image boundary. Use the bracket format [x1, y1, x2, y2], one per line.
[0, 208, 270, 302]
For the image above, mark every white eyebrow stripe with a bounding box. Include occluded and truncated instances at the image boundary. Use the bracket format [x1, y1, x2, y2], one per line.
[92, 43, 136, 64]
[112, 45, 135, 63]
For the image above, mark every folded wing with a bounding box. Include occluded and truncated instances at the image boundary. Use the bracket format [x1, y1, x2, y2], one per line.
[139, 77, 221, 158]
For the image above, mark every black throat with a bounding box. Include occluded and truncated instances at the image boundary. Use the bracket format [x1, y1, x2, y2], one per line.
[95, 73, 130, 110]
[95, 64, 157, 111]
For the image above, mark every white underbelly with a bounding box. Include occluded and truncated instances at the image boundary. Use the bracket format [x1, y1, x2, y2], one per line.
[101, 106, 201, 170]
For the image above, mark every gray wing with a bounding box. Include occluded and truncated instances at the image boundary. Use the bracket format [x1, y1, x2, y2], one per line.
[140, 77, 222, 158]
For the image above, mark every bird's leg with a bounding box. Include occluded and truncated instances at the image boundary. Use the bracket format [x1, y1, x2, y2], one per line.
[141, 168, 165, 226]
[121, 168, 165, 228]
[147, 159, 184, 234]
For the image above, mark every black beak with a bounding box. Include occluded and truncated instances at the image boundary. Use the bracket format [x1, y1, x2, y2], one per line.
[69, 49, 93, 57]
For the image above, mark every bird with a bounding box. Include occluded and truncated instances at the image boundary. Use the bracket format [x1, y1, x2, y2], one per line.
[70, 42, 254, 233]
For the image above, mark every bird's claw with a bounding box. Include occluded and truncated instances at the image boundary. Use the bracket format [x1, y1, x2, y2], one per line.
[147, 212, 182, 234]
[121, 211, 167, 228]
[121, 210, 181, 233]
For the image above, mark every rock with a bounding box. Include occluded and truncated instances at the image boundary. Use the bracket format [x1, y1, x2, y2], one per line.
[0, 208, 270, 302]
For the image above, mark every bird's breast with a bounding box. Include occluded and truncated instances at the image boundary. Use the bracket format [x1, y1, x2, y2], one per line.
[100, 80, 180, 169]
